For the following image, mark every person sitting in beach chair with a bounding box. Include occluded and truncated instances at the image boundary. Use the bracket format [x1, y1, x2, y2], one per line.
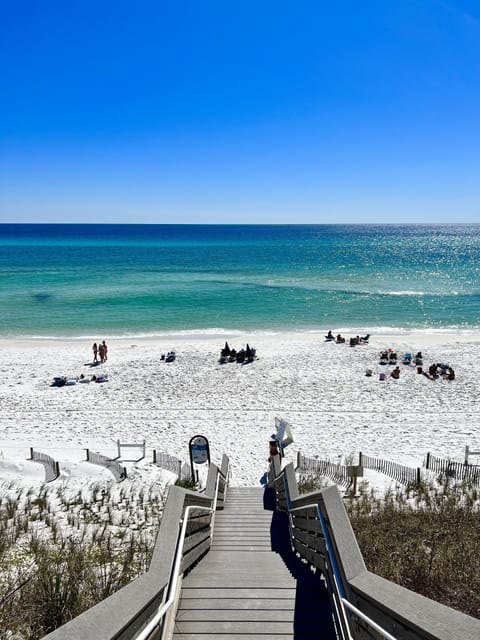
[349, 336, 358, 346]
[379, 350, 389, 365]
[325, 330, 335, 341]
[336, 334, 345, 343]
[389, 351, 397, 363]
[403, 352, 412, 365]
[428, 363, 440, 379]
[391, 366, 400, 379]
[415, 352, 423, 366]
[445, 367, 455, 381]
[359, 334, 370, 343]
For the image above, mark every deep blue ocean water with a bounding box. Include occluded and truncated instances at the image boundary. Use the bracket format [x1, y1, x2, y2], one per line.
[0, 224, 479, 338]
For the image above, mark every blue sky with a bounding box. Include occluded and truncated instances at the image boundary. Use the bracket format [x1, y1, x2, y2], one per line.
[1, 0, 479, 223]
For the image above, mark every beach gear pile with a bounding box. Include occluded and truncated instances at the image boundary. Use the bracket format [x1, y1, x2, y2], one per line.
[219, 341, 257, 364]
[51, 374, 108, 386]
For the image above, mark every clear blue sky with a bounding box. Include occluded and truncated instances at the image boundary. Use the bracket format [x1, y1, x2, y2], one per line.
[1, 1, 479, 223]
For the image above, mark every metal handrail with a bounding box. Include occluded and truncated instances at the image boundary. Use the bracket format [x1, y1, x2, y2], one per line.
[341, 598, 398, 640]
[273, 471, 398, 640]
[135, 466, 226, 640]
[135, 503, 213, 640]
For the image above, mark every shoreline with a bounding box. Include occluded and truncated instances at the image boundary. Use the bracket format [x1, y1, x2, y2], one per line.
[2, 327, 480, 349]
[0, 326, 480, 348]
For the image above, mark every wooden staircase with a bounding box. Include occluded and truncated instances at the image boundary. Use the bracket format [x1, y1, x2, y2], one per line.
[172, 487, 335, 639]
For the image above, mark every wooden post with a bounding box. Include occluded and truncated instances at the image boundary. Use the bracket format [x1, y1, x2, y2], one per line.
[353, 467, 358, 495]
[85, 448, 90, 461]
[29, 447, 34, 460]
[416, 467, 421, 485]
[425, 452, 430, 469]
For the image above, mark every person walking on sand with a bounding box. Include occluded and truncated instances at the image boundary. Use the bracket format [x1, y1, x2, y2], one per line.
[92, 342, 98, 363]
[98, 342, 105, 364]
[102, 340, 108, 362]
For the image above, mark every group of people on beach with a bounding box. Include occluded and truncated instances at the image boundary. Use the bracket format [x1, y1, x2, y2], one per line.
[92, 341, 108, 364]
[373, 349, 455, 381]
[326, 330, 370, 345]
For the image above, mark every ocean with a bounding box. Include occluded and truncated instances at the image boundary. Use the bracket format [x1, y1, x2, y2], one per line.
[0, 224, 479, 338]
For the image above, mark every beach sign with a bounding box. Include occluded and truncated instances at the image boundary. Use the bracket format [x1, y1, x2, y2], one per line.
[274, 417, 294, 457]
[189, 435, 210, 480]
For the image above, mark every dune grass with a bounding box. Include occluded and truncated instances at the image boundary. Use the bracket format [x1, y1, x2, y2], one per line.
[346, 477, 480, 618]
[297, 472, 480, 618]
[0, 478, 167, 638]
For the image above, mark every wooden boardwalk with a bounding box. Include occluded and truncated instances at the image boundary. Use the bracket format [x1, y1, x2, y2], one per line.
[172, 487, 335, 639]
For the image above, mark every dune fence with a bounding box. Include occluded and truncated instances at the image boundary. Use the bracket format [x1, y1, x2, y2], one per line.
[424, 452, 480, 486]
[359, 452, 422, 486]
[84, 449, 127, 481]
[153, 450, 191, 482]
[296, 452, 352, 488]
[28, 448, 60, 483]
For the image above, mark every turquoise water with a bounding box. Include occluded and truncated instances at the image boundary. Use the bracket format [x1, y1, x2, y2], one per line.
[0, 224, 479, 337]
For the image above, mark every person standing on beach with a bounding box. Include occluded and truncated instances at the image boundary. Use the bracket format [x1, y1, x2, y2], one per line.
[92, 342, 98, 363]
[102, 340, 108, 362]
[98, 342, 105, 364]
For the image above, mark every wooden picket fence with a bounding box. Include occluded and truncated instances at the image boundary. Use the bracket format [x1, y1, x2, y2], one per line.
[359, 452, 422, 486]
[85, 449, 127, 482]
[153, 450, 191, 482]
[296, 453, 351, 487]
[29, 448, 60, 483]
[424, 452, 480, 486]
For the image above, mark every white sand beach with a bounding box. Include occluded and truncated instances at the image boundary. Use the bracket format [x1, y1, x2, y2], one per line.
[1, 331, 480, 489]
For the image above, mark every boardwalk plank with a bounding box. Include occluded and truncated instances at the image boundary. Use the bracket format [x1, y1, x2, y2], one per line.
[173, 635, 294, 639]
[178, 598, 296, 610]
[176, 609, 295, 621]
[180, 588, 296, 598]
[174, 621, 294, 633]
